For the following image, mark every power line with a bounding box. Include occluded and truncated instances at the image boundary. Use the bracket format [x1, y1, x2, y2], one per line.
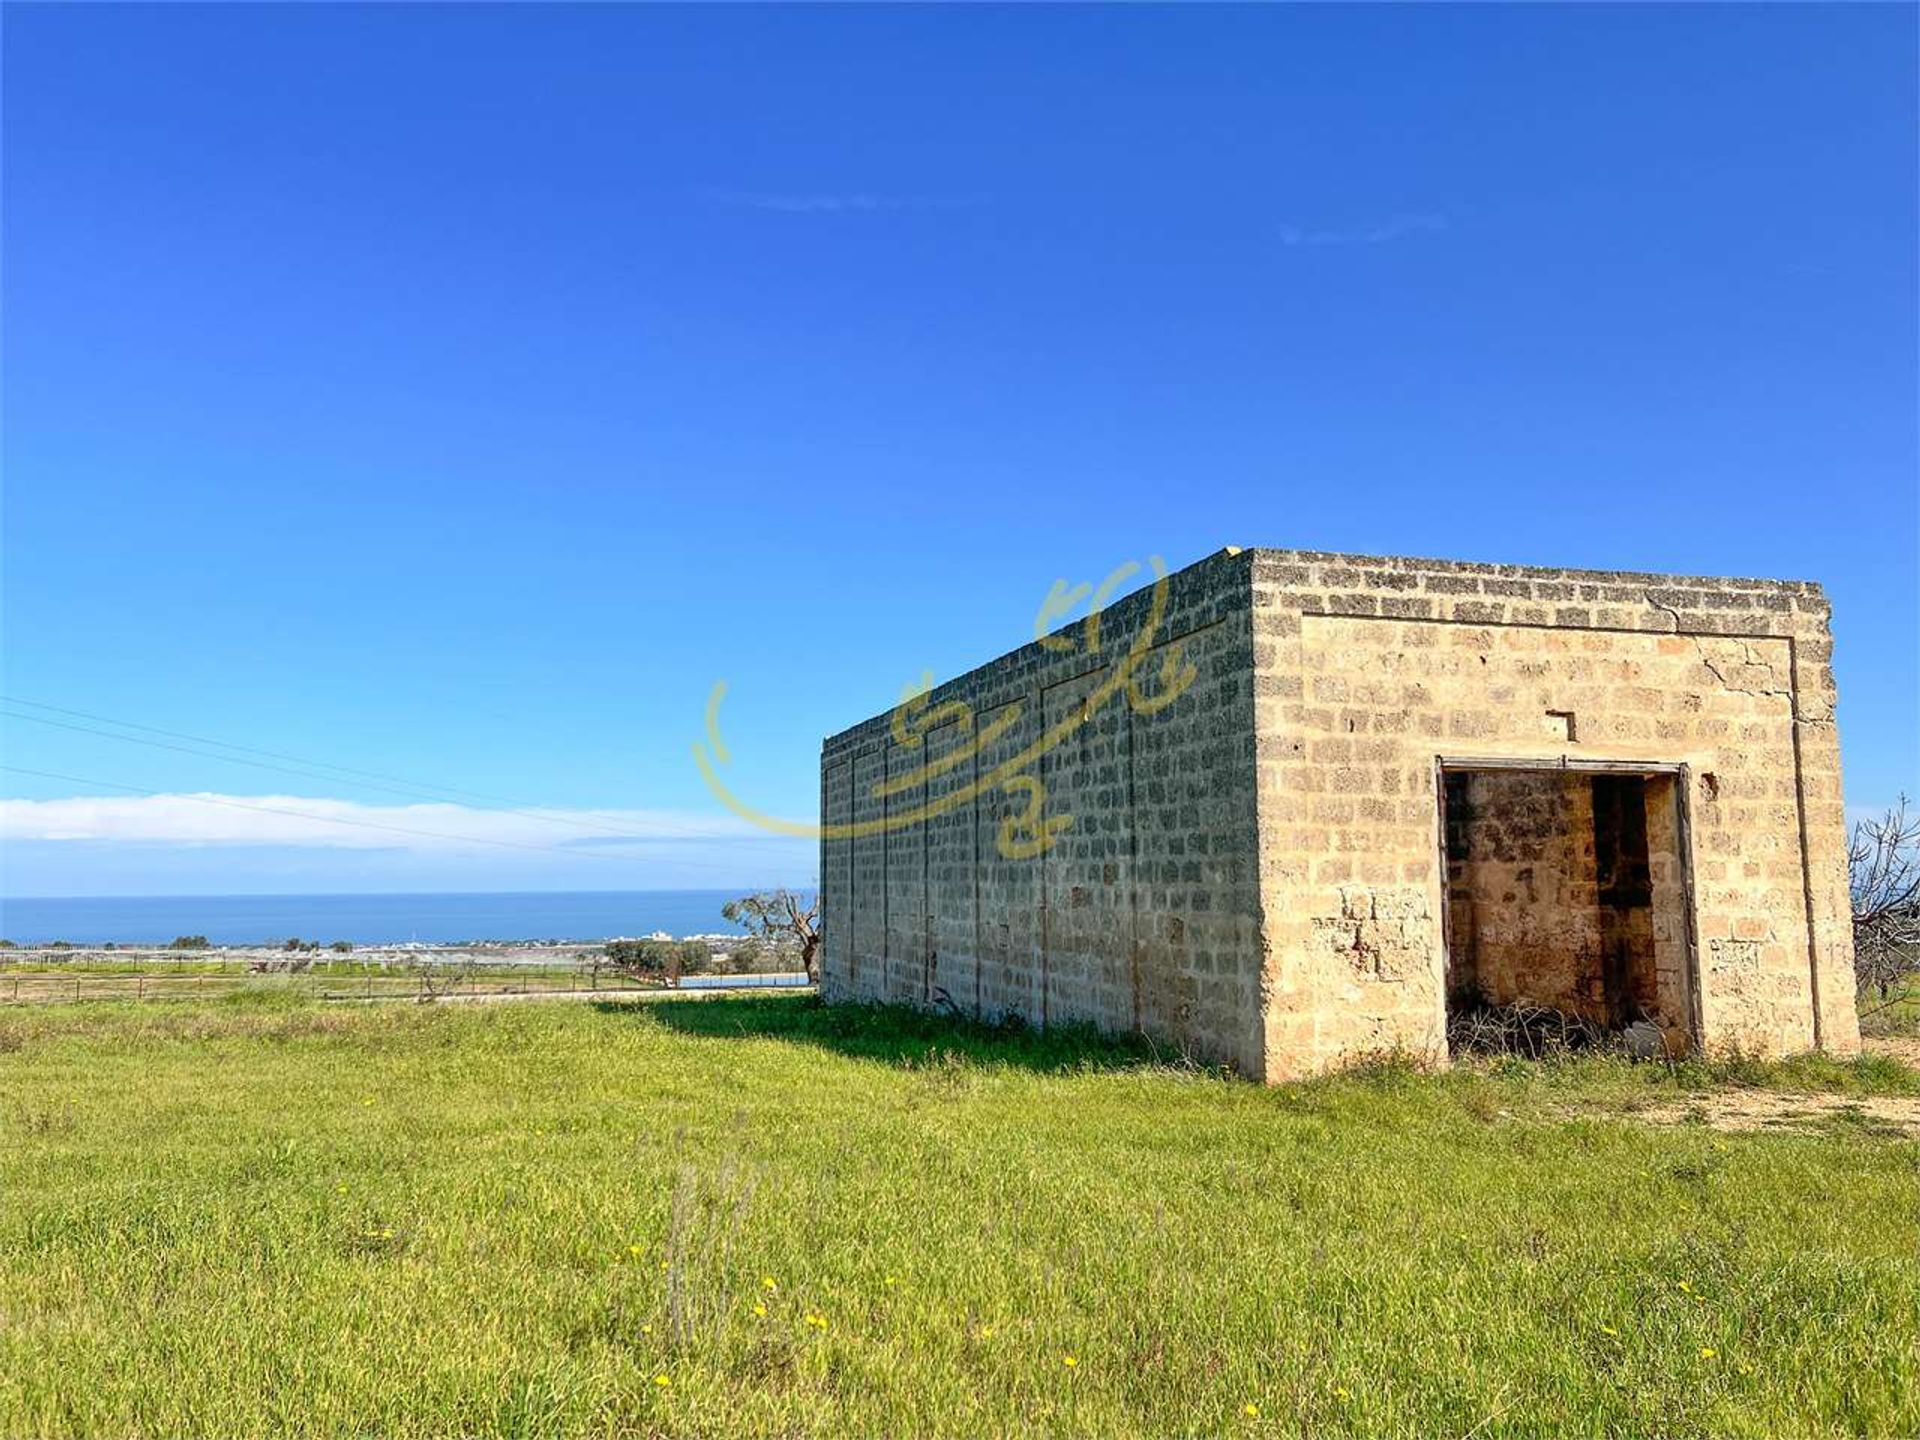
[2, 708, 525, 812]
[0, 764, 791, 879]
[0, 695, 744, 844]
[3, 695, 550, 807]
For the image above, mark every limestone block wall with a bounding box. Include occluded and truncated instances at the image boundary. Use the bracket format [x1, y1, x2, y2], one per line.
[1249, 549, 1859, 1078]
[1446, 769, 1608, 1018]
[819, 550, 1267, 1074]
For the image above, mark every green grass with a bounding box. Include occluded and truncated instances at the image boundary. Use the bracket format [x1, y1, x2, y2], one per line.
[1, 992, 1916, 1438]
[1860, 982, 1920, 1038]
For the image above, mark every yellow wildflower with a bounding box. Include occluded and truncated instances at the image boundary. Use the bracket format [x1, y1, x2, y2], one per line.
[1699, 1347, 1716, 1360]
[752, 1302, 768, 1318]
[977, 1326, 996, 1340]
[653, 1374, 671, 1389]
[762, 1276, 778, 1292]
[1334, 1386, 1352, 1402]
[1062, 1355, 1078, 1369]
[1243, 1402, 1260, 1418]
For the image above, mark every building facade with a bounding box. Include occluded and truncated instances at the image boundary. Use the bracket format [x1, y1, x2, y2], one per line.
[817, 548, 1858, 1081]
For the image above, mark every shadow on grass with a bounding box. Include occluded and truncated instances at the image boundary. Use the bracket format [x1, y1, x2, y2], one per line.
[594, 993, 1166, 1075]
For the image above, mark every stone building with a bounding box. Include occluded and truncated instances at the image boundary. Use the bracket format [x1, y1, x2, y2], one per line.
[817, 548, 1858, 1080]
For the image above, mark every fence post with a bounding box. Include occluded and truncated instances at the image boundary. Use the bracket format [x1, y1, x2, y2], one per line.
[138, 974, 145, 1002]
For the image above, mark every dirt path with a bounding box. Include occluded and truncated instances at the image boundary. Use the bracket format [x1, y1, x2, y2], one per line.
[1629, 1089, 1920, 1137]
[1611, 1035, 1920, 1137]
[1865, 1033, 1920, 1067]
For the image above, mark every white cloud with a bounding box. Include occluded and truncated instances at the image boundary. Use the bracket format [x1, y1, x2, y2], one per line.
[0, 793, 774, 853]
[1280, 212, 1449, 248]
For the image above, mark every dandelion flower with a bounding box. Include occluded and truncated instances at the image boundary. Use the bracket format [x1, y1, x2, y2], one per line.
[628, 1245, 645, 1259]
[1062, 1355, 1078, 1369]
[1699, 1347, 1716, 1360]
[763, 1276, 778, 1292]
[977, 1326, 996, 1340]
[658, 1260, 669, 1272]
[804, 1313, 828, 1330]
[1334, 1386, 1352, 1402]
[654, 1374, 671, 1389]
[1243, 1402, 1260, 1418]
[752, 1303, 768, 1318]
[641, 1324, 653, 1336]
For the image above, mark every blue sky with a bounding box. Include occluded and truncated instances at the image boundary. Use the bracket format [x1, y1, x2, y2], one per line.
[3, 4, 1914, 898]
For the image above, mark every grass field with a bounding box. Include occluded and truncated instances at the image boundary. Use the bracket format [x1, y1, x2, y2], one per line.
[2, 992, 1916, 1438]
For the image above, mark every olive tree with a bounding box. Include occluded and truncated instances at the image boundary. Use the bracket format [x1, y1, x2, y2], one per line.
[721, 889, 820, 984]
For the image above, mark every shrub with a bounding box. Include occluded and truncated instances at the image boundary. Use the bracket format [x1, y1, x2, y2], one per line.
[604, 938, 705, 985]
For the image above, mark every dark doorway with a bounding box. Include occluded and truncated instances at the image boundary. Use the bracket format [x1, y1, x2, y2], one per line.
[1442, 765, 1694, 1053]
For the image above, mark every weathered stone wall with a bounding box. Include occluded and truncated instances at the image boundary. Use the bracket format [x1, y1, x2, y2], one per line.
[1446, 769, 1607, 1018]
[819, 550, 1267, 1074]
[1250, 549, 1858, 1077]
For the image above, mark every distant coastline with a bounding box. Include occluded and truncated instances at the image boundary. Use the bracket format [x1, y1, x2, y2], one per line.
[0, 888, 812, 948]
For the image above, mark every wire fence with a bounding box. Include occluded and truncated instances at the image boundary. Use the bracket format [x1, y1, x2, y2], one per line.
[0, 958, 811, 1007]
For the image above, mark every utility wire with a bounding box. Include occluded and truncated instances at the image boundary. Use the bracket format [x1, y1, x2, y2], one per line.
[3, 695, 563, 809]
[0, 697, 754, 844]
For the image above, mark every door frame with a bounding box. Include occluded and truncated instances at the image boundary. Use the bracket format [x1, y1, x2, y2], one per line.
[1432, 755, 1703, 1051]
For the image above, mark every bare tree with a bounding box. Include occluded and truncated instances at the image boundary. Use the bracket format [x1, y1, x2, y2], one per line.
[413, 955, 478, 1002]
[721, 889, 821, 984]
[1851, 796, 1920, 1009]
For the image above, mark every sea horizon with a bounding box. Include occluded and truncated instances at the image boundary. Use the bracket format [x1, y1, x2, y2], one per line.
[0, 888, 811, 947]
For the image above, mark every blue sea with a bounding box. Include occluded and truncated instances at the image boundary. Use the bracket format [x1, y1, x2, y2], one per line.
[0, 890, 796, 947]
